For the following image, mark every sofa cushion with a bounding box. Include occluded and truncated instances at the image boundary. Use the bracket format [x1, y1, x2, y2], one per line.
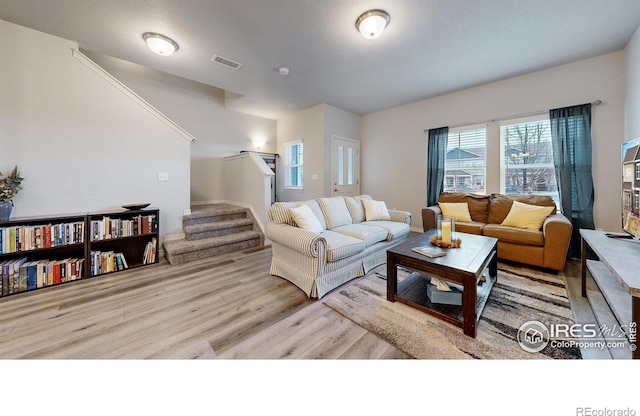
[304, 200, 327, 230]
[482, 224, 544, 247]
[487, 193, 556, 224]
[321, 230, 366, 262]
[501, 201, 555, 231]
[319, 197, 353, 229]
[361, 220, 410, 241]
[331, 224, 388, 247]
[290, 204, 323, 234]
[362, 199, 391, 221]
[455, 221, 485, 235]
[344, 195, 372, 223]
[438, 202, 472, 222]
[438, 192, 490, 223]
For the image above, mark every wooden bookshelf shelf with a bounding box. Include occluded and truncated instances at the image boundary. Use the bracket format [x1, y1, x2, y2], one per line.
[0, 208, 159, 297]
[87, 208, 159, 276]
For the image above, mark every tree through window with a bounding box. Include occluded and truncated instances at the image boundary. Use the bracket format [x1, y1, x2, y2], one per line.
[501, 117, 559, 205]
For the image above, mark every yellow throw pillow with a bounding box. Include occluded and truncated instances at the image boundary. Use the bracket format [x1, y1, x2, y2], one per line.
[501, 201, 555, 231]
[438, 202, 472, 222]
[362, 199, 391, 221]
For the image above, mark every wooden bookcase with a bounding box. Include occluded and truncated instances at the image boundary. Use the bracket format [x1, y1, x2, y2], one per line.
[87, 208, 159, 277]
[0, 208, 159, 297]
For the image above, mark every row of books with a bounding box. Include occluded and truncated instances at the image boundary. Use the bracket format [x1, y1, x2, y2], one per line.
[142, 238, 157, 265]
[0, 222, 85, 254]
[89, 250, 129, 276]
[0, 257, 84, 296]
[90, 214, 158, 241]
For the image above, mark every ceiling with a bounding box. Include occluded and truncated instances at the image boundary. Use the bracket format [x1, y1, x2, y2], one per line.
[1, 0, 640, 120]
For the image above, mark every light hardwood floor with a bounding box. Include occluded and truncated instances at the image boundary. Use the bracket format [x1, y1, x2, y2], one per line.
[0, 245, 408, 359]
[0, 244, 602, 359]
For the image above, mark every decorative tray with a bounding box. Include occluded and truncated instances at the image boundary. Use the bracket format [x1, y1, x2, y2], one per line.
[122, 203, 151, 210]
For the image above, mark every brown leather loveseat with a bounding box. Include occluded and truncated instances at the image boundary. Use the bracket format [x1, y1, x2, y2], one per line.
[422, 192, 572, 271]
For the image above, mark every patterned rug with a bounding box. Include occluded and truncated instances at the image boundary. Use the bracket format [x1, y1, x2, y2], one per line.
[322, 263, 582, 359]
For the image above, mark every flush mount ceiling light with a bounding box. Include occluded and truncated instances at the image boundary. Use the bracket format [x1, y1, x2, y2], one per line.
[143, 32, 179, 56]
[355, 9, 390, 39]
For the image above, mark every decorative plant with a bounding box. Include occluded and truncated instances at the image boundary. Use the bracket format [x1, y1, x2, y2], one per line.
[0, 166, 24, 205]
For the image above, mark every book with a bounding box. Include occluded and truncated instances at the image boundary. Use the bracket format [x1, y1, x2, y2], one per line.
[430, 277, 451, 291]
[26, 261, 39, 290]
[1, 260, 8, 296]
[142, 238, 157, 264]
[47, 261, 54, 286]
[11, 257, 26, 294]
[53, 260, 62, 285]
[412, 245, 446, 258]
[36, 260, 46, 288]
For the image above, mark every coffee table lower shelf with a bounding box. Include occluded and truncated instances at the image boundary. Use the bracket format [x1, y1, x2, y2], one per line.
[393, 270, 497, 333]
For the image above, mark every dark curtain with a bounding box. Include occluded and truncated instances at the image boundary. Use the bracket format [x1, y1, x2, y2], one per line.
[549, 103, 594, 259]
[427, 127, 449, 206]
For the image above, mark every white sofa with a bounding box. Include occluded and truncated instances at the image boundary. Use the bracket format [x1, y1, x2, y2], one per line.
[266, 195, 412, 298]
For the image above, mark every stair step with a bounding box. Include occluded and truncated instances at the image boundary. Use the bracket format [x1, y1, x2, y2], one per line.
[183, 207, 248, 226]
[163, 230, 263, 265]
[184, 218, 254, 240]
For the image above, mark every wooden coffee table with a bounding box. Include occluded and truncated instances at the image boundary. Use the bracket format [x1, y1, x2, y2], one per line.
[387, 230, 498, 337]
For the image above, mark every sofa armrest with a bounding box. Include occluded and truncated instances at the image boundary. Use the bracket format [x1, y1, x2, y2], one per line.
[266, 223, 325, 257]
[388, 209, 412, 225]
[542, 213, 573, 270]
[421, 206, 441, 232]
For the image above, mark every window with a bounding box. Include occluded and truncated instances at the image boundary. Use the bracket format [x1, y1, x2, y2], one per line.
[636, 162, 640, 180]
[284, 141, 303, 188]
[500, 117, 558, 205]
[444, 126, 486, 195]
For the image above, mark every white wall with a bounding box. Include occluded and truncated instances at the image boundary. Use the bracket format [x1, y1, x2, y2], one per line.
[361, 51, 625, 232]
[625, 25, 640, 140]
[82, 52, 277, 205]
[0, 20, 190, 238]
[276, 103, 360, 202]
[276, 104, 325, 202]
[223, 153, 274, 230]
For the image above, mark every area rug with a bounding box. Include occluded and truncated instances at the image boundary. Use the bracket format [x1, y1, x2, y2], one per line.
[322, 263, 582, 359]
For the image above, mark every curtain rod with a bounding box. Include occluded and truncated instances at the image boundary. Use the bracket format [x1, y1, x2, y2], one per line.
[423, 100, 602, 132]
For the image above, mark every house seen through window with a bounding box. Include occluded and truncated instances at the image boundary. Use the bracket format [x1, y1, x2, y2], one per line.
[285, 141, 303, 188]
[445, 126, 487, 195]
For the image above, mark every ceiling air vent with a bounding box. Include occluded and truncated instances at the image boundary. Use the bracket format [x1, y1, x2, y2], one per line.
[211, 54, 242, 70]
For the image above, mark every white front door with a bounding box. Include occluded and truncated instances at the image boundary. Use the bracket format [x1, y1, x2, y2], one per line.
[332, 136, 360, 197]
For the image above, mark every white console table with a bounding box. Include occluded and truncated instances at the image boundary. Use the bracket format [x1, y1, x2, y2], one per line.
[580, 229, 639, 359]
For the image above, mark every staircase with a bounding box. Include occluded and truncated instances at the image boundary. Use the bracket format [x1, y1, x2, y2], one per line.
[163, 203, 264, 265]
